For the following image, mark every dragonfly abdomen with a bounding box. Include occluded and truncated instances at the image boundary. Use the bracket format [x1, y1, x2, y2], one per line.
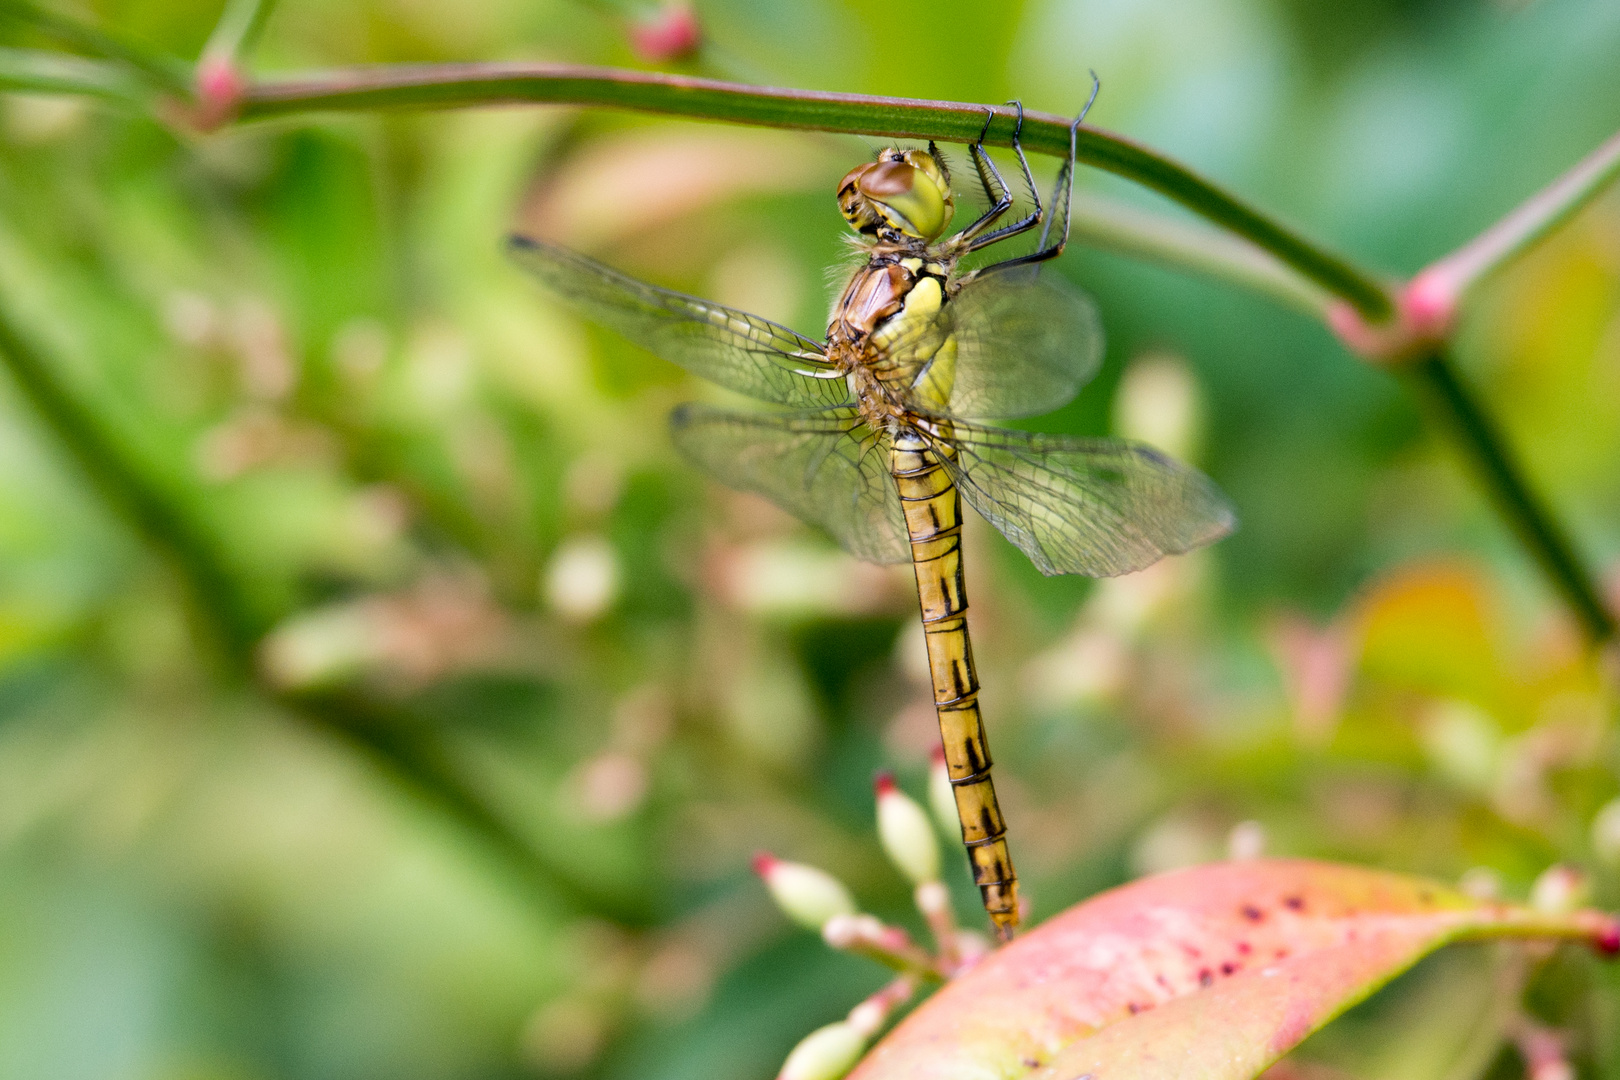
[889, 429, 1020, 939]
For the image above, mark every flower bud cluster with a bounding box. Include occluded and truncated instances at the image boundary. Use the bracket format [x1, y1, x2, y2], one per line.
[753, 766, 989, 1080]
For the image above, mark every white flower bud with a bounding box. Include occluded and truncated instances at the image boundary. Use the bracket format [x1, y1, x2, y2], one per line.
[778, 1022, 865, 1080]
[1420, 700, 1500, 792]
[875, 773, 940, 885]
[913, 880, 949, 918]
[1226, 820, 1265, 861]
[1531, 863, 1589, 915]
[845, 1000, 885, 1039]
[928, 748, 960, 841]
[1114, 353, 1201, 464]
[754, 853, 857, 930]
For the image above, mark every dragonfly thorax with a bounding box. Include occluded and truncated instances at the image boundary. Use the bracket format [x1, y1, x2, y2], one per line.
[831, 255, 959, 427]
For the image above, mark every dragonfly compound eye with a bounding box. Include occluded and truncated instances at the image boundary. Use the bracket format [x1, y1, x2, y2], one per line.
[837, 151, 954, 241]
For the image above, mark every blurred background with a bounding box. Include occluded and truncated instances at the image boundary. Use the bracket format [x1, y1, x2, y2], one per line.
[2, 0, 1620, 1078]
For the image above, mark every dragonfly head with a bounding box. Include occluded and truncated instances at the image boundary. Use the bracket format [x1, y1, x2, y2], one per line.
[838, 148, 954, 242]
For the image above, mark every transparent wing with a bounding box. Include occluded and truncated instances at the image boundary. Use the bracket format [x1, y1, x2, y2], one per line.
[886, 268, 1104, 419]
[669, 405, 910, 566]
[508, 235, 850, 409]
[925, 420, 1236, 577]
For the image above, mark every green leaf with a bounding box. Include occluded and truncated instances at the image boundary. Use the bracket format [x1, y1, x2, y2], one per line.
[850, 860, 1617, 1080]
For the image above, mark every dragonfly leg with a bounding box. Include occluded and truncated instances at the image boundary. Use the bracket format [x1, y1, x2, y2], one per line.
[970, 72, 1101, 274]
[961, 100, 1047, 252]
[952, 105, 1023, 246]
[890, 429, 1020, 940]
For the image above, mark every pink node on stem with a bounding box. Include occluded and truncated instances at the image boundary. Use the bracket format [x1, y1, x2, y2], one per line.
[1401, 266, 1459, 340]
[193, 54, 245, 130]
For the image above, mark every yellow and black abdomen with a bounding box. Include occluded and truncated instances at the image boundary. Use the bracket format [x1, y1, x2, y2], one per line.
[890, 428, 1019, 938]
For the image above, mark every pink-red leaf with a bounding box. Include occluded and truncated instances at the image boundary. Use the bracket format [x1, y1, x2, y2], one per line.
[850, 859, 1617, 1080]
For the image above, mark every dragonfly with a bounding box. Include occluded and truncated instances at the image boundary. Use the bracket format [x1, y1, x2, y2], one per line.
[509, 90, 1235, 940]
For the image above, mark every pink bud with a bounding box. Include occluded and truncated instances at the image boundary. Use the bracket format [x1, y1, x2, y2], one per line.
[629, 3, 702, 63]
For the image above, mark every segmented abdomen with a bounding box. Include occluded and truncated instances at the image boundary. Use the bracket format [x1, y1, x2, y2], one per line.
[889, 427, 1019, 939]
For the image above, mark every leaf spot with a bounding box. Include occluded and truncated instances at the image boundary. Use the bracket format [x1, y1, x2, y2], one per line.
[1220, 961, 1237, 975]
[1241, 904, 1264, 921]
[1236, 941, 1252, 955]
[1198, 968, 1214, 988]
[1283, 895, 1305, 911]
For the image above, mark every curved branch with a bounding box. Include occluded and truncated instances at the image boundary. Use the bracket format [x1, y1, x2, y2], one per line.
[238, 62, 1394, 319]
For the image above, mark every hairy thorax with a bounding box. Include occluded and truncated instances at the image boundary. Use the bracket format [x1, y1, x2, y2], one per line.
[828, 243, 958, 431]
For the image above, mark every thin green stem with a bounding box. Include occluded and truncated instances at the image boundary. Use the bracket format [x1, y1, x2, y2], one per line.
[1, 0, 189, 92]
[236, 62, 1393, 318]
[200, 0, 280, 66]
[1069, 191, 1331, 318]
[0, 294, 265, 656]
[1408, 352, 1614, 642]
[1423, 127, 1620, 305]
[0, 46, 148, 102]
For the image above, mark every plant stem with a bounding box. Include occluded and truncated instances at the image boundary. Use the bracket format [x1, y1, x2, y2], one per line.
[6, 29, 1606, 641]
[0, 46, 149, 102]
[237, 62, 1392, 318]
[1422, 127, 1620, 306]
[201, 0, 280, 67]
[1, 1, 190, 92]
[1069, 191, 1331, 317]
[1408, 352, 1614, 642]
[0, 295, 265, 656]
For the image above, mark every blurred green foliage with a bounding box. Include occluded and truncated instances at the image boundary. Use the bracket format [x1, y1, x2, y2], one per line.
[1, 1, 1619, 1079]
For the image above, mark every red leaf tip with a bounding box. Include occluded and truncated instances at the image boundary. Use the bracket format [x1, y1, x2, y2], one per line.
[752, 851, 779, 878]
[874, 771, 898, 797]
[929, 745, 946, 765]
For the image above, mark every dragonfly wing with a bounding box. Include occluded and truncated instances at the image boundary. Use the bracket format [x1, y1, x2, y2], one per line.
[929, 421, 1236, 577]
[508, 235, 850, 409]
[670, 405, 910, 565]
[890, 269, 1104, 419]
